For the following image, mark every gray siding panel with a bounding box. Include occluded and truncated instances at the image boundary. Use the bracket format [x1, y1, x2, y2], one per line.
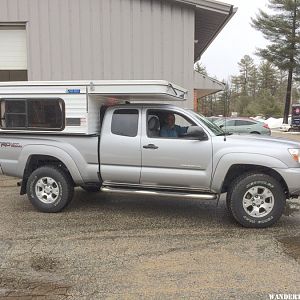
[111, 0, 121, 79]
[39, 0, 51, 80]
[102, 0, 112, 79]
[0, 0, 195, 107]
[132, 0, 142, 79]
[141, 0, 152, 79]
[49, 0, 62, 79]
[28, 0, 41, 80]
[152, 0, 162, 78]
[60, 0, 72, 79]
[18, 0, 29, 20]
[90, 0, 101, 79]
[80, 0, 92, 80]
[120, 0, 132, 79]
[7, 0, 19, 20]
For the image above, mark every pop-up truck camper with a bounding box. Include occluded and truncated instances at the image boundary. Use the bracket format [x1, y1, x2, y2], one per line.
[1, 80, 300, 228]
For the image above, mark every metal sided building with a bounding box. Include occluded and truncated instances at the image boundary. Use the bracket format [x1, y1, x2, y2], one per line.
[0, 0, 235, 108]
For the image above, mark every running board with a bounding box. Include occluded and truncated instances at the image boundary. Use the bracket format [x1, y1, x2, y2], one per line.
[101, 186, 217, 200]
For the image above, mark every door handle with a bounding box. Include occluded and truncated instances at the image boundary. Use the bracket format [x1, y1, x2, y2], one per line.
[143, 144, 159, 150]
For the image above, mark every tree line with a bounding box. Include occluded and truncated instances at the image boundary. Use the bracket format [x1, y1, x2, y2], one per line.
[197, 0, 300, 120]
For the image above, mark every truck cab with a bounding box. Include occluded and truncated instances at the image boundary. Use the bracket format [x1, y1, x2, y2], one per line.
[100, 104, 213, 191]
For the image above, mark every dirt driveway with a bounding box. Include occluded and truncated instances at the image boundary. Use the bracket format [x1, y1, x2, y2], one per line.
[0, 132, 299, 299]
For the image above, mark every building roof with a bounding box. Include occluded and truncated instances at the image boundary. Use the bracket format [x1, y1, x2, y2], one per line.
[172, 0, 236, 61]
[194, 71, 225, 98]
[173, 0, 233, 12]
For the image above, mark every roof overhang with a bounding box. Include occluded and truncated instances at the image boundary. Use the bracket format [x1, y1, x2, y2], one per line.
[171, 0, 237, 61]
[194, 71, 225, 98]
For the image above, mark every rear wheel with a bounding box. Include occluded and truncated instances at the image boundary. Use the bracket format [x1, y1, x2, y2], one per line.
[26, 166, 74, 213]
[227, 173, 286, 228]
[250, 131, 260, 134]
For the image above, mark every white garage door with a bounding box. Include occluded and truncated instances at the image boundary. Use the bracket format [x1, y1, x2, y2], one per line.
[0, 28, 27, 70]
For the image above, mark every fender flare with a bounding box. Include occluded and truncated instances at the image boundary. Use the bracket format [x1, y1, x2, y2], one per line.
[211, 153, 288, 193]
[18, 145, 84, 185]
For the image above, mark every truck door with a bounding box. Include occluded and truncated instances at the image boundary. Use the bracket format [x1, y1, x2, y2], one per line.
[100, 107, 142, 184]
[140, 108, 213, 190]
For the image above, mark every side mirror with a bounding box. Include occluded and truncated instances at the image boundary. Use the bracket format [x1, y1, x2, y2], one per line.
[219, 125, 224, 128]
[187, 126, 208, 140]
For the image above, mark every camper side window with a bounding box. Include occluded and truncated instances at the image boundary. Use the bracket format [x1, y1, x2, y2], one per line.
[0, 98, 65, 130]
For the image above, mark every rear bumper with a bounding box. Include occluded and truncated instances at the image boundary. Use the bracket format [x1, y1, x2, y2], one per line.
[274, 167, 300, 196]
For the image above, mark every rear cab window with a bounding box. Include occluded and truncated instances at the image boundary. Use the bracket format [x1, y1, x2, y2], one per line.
[111, 109, 139, 137]
[0, 98, 65, 130]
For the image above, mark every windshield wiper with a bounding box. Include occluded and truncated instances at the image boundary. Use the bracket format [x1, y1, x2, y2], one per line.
[217, 132, 232, 136]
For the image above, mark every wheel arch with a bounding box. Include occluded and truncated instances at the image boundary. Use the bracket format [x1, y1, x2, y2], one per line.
[221, 164, 289, 195]
[20, 153, 80, 195]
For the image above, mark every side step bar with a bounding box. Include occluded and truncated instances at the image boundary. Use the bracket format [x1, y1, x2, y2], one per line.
[101, 186, 217, 200]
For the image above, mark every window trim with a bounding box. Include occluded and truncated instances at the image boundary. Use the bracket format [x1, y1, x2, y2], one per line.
[0, 98, 65, 131]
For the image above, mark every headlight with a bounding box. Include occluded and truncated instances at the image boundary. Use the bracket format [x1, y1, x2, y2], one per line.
[288, 149, 300, 162]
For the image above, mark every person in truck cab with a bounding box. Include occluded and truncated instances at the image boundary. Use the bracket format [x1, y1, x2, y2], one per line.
[160, 112, 189, 138]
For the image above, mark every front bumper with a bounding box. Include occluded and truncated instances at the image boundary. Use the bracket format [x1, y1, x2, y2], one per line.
[274, 167, 300, 196]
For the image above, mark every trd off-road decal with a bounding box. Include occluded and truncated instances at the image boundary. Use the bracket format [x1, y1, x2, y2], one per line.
[0, 141, 22, 148]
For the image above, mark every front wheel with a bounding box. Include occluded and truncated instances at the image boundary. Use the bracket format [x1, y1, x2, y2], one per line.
[227, 173, 286, 228]
[26, 166, 74, 213]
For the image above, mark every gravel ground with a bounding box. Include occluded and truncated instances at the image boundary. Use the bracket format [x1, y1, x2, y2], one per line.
[0, 131, 299, 299]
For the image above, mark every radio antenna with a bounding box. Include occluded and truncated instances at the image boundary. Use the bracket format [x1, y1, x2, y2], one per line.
[223, 87, 227, 142]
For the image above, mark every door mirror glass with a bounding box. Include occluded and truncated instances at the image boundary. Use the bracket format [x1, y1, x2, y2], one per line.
[186, 126, 208, 140]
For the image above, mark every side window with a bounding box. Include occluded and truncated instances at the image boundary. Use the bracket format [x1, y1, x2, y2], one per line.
[27, 99, 63, 129]
[0, 98, 64, 130]
[4, 100, 27, 128]
[225, 120, 236, 126]
[147, 110, 196, 139]
[111, 109, 139, 137]
[235, 120, 255, 126]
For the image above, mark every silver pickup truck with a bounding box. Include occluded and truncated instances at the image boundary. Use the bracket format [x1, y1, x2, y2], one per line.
[0, 81, 300, 228]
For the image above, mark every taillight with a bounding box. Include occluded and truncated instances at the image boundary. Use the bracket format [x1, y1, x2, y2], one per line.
[263, 123, 269, 129]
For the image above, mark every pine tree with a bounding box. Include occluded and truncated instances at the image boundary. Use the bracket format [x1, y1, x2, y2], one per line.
[194, 62, 208, 75]
[257, 61, 279, 95]
[251, 0, 300, 123]
[231, 55, 257, 97]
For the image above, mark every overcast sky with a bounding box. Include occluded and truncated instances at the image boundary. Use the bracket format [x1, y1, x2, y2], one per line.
[200, 0, 270, 82]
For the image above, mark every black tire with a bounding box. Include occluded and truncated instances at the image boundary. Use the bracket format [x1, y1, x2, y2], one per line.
[250, 131, 260, 134]
[26, 166, 74, 213]
[227, 173, 286, 228]
[80, 185, 101, 193]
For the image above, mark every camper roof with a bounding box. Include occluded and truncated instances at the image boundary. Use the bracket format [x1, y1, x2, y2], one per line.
[0, 80, 188, 102]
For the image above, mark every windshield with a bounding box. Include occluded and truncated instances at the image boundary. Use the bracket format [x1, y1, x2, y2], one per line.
[214, 119, 224, 126]
[189, 111, 225, 136]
